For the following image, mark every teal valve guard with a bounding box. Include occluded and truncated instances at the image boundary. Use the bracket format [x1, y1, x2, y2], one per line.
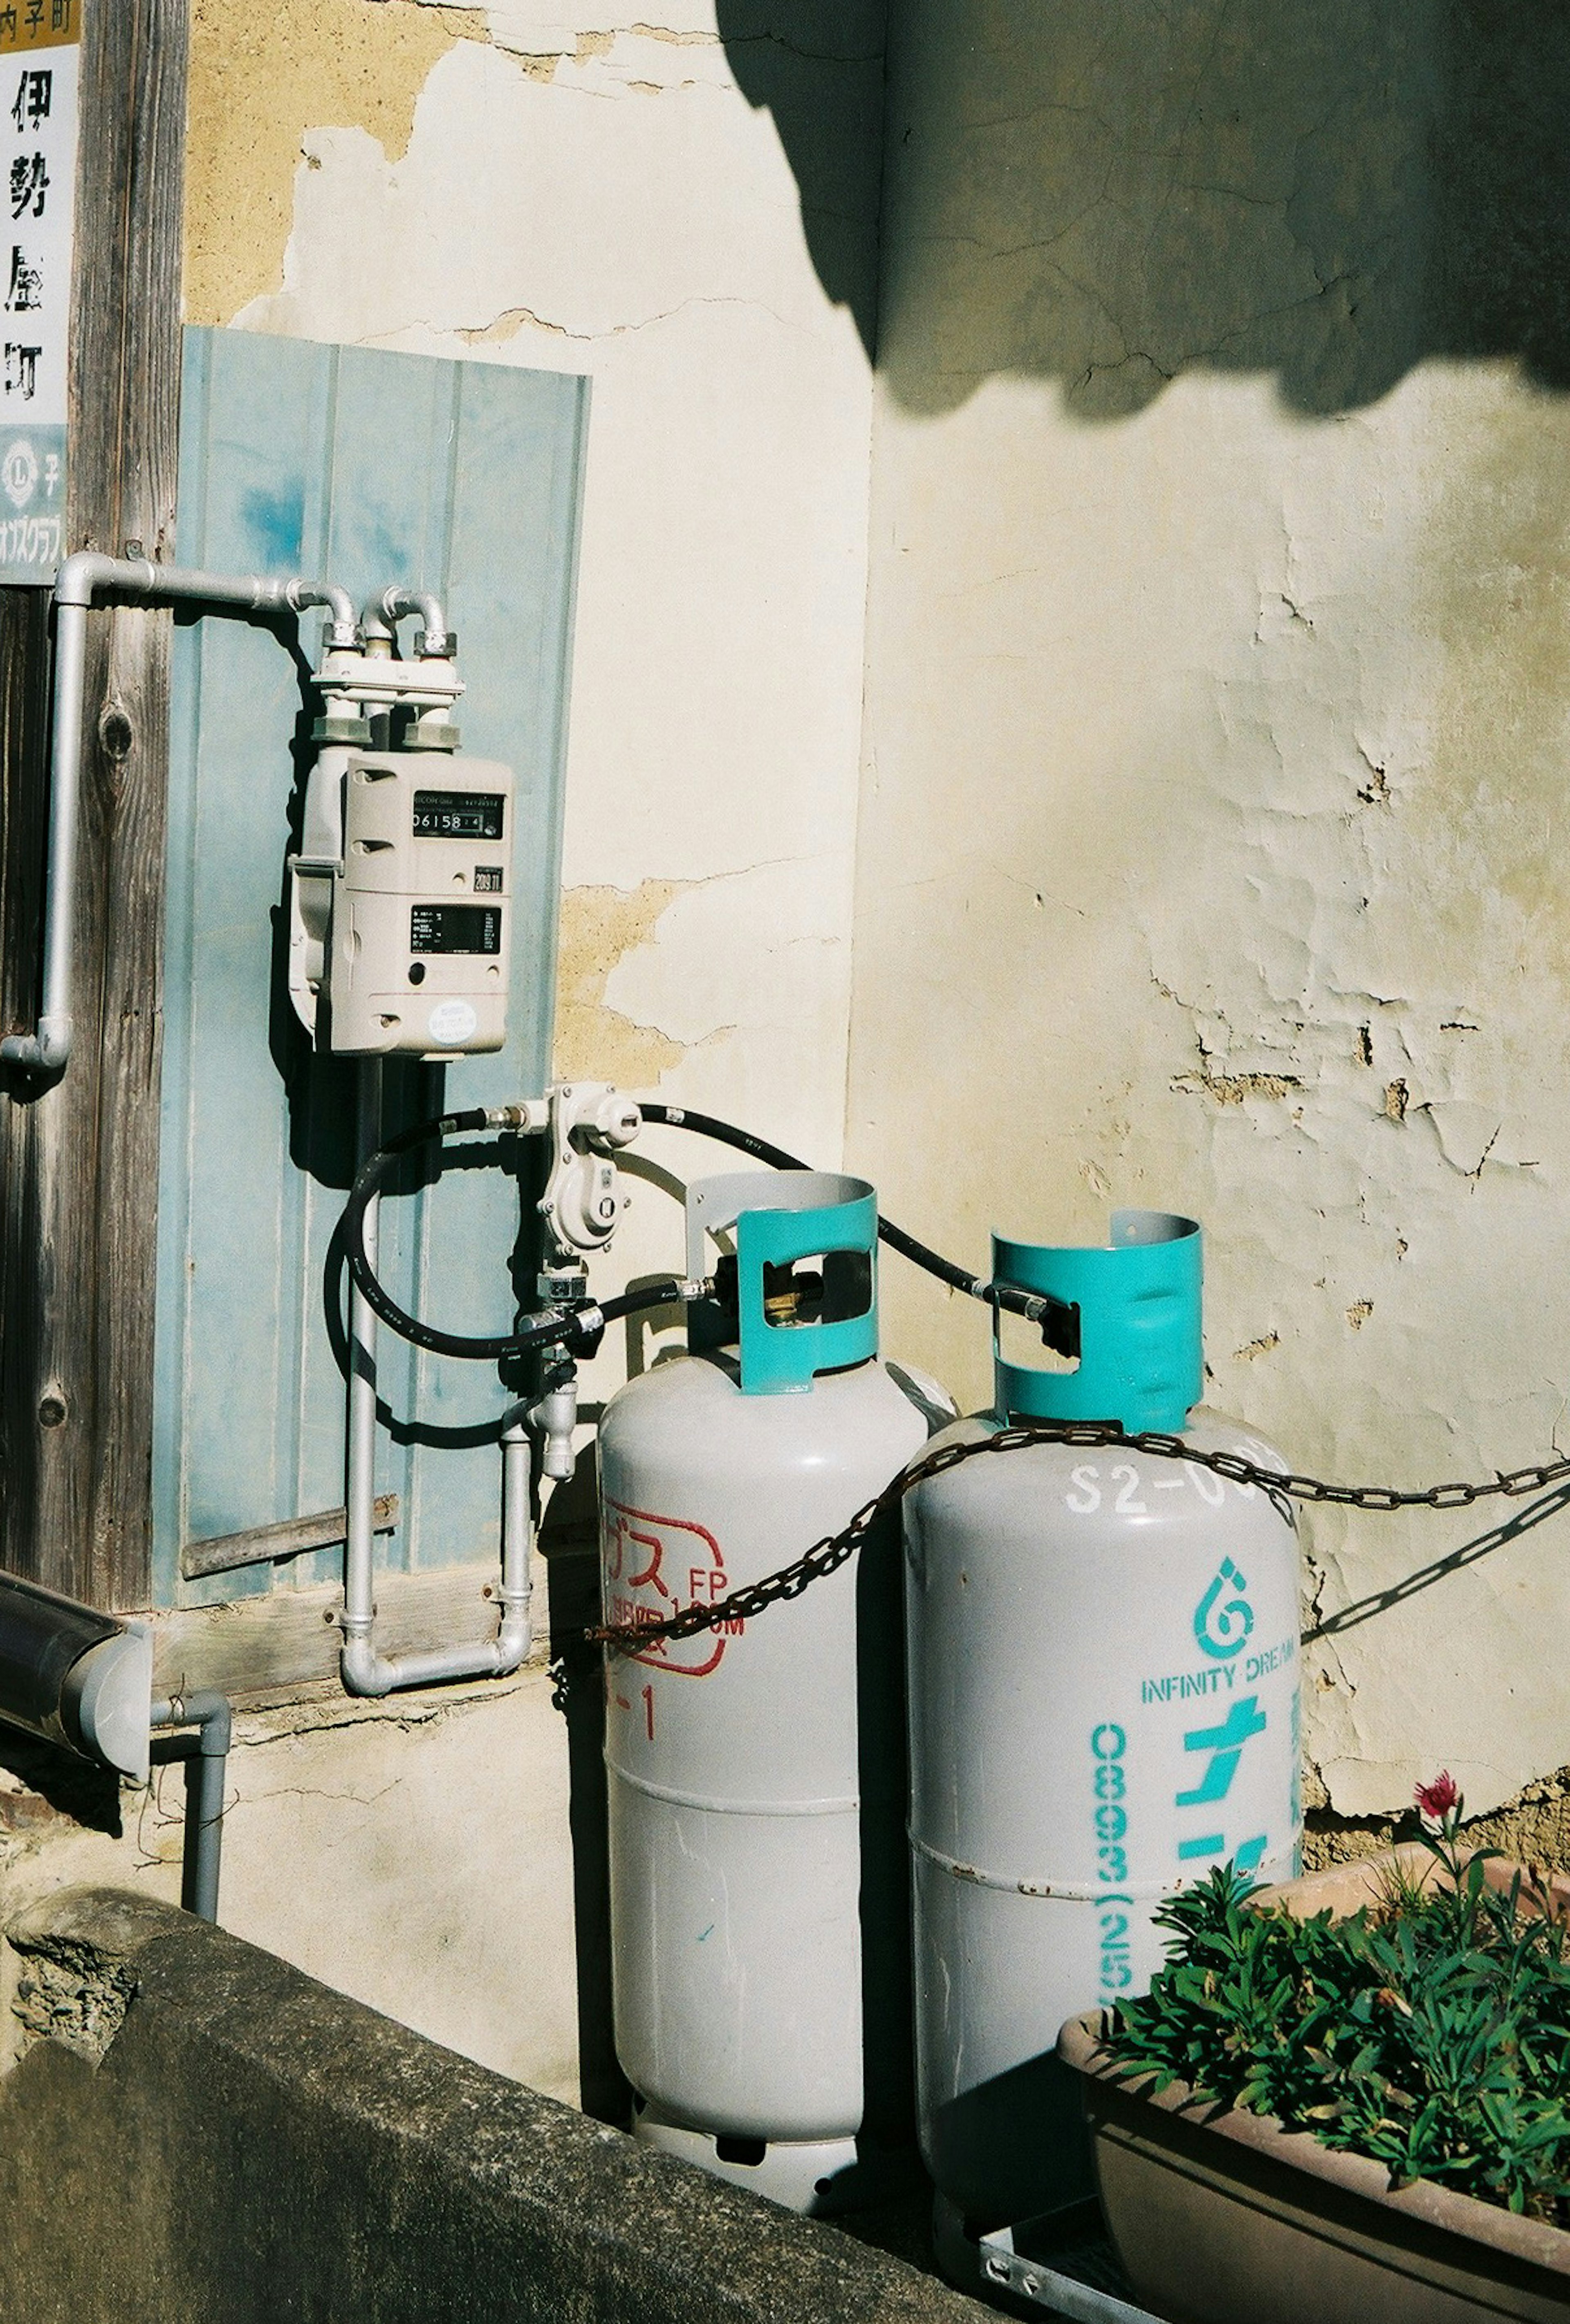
[685, 1171, 879, 1395]
[992, 1210, 1202, 1433]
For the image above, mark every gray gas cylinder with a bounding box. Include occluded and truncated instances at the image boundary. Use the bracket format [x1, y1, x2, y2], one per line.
[598, 1170, 945, 2214]
[904, 1212, 1301, 2234]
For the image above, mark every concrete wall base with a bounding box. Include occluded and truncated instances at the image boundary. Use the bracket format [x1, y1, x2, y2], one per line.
[0, 1887, 985, 2324]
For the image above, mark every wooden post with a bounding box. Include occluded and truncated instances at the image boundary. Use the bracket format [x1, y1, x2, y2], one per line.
[0, 0, 187, 1610]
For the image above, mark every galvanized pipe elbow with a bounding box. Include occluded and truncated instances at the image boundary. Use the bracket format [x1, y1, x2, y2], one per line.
[339, 1628, 399, 1699]
[54, 549, 136, 608]
[2, 1012, 72, 1072]
[373, 583, 453, 657]
[287, 577, 357, 641]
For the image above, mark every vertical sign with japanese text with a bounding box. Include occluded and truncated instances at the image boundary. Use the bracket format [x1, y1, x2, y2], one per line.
[0, 1, 76, 583]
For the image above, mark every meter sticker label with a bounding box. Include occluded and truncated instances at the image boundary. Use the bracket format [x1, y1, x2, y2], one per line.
[426, 998, 478, 1045]
[412, 789, 505, 840]
[410, 903, 502, 955]
[602, 1495, 742, 1677]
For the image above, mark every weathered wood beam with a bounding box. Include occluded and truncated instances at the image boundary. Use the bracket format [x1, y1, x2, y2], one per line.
[181, 1497, 400, 1585]
[0, 0, 188, 1609]
[152, 1560, 541, 1701]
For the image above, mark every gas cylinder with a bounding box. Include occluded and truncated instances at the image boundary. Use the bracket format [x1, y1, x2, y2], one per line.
[904, 1211, 1301, 2237]
[598, 1170, 944, 2213]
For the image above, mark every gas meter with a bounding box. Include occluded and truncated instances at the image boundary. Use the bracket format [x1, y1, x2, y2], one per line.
[287, 628, 516, 1057]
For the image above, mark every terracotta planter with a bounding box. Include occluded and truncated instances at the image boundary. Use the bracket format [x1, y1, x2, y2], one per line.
[1057, 1850, 1570, 2324]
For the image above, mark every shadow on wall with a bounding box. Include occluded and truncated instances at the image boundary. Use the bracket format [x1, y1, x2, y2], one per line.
[714, 0, 887, 360]
[723, 0, 1570, 418]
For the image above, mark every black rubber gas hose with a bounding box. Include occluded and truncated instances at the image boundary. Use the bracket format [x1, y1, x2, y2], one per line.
[341, 1101, 1075, 1365]
[341, 1108, 696, 1362]
[639, 1102, 1076, 1352]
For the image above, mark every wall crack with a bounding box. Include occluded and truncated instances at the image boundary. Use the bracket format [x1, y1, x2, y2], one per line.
[458, 293, 794, 346]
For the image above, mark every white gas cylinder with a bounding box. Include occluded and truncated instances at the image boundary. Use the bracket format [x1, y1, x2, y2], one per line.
[904, 1212, 1302, 2233]
[599, 1171, 944, 2213]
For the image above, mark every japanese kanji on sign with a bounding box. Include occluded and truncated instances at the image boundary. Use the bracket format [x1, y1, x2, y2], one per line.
[0, 0, 76, 584]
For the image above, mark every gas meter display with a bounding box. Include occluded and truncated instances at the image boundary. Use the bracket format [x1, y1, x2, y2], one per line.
[289, 748, 516, 1058]
[410, 903, 502, 956]
[412, 790, 506, 841]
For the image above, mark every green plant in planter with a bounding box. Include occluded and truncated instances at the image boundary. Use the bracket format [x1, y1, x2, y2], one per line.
[1105, 1777, 1570, 2226]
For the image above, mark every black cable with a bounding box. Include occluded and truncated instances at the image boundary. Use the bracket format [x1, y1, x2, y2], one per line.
[639, 1101, 1077, 1354]
[341, 1113, 691, 1362]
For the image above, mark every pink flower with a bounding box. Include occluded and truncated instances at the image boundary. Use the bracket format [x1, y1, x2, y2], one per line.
[1414, 1770, 1459, 1822]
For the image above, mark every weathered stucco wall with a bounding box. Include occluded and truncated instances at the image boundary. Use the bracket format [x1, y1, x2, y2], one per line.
[850, 0, 1570, 1826]
[186, 0, 888, 1420]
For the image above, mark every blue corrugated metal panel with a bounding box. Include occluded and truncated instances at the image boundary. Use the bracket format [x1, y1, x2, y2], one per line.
[154, 330, 588, 1608]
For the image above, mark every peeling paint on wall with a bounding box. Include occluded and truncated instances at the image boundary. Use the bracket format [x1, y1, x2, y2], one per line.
[184, 0, 490, 325]
[553, 881, 691, 1083]
[220, 20, 877, 1172]
[856, 1, 1570, 1826]
[856, 359, 1570, 1823]
[180, 0, 882, 1218]
[1305, 1759, 1570, 1878]
[1175, 1039, 1303, 1107]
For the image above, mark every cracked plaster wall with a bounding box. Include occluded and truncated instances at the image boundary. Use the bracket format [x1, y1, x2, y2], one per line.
[0, 1673, 580, 2098]
[187, 0, 884, 1245]
[850, 0, 1570, 1832]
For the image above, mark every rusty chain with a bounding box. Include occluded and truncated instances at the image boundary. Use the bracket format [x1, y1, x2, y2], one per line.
[583, 1421, 1570, 1661]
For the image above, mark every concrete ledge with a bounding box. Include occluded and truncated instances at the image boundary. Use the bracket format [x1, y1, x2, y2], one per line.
[0, 1888, 989, 2324]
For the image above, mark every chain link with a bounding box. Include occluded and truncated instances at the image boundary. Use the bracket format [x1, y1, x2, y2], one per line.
[585, 1422, 1570, 1660]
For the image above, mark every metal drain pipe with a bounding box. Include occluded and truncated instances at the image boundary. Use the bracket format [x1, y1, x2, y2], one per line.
[150, 1691, 232, 1925]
